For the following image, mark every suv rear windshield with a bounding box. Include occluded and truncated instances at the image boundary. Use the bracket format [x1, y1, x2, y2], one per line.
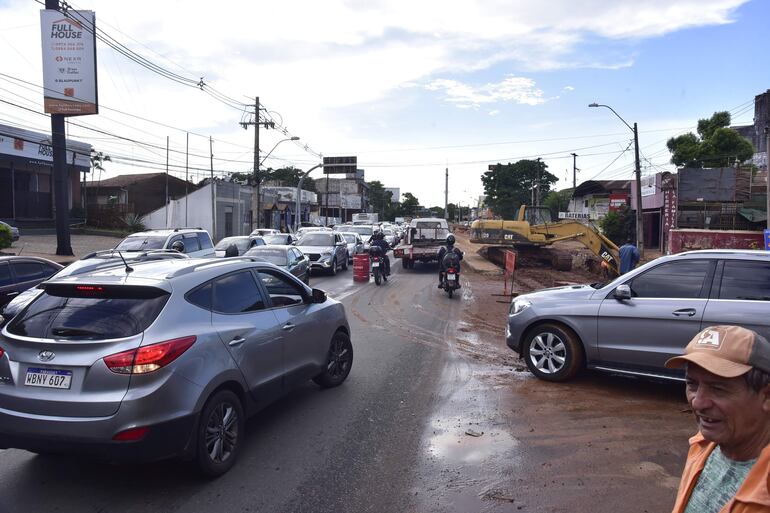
[115, 236, 167, 251]
[298, 234, 334, 246]
[7, 285, 170, 340]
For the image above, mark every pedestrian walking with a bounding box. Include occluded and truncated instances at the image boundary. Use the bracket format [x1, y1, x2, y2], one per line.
[618, 239, 640, 274]
[666, 325, 770, 513]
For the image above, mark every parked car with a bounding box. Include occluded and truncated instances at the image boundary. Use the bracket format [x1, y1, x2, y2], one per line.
[0, 250, 189, 325]
[249, 228, 280, 237]
[115, 229, 215, 258]
[0, 221, 20, 242]
[294, 231, 349, 275]
[0, 256, 62, 310]
[0, 257, 353, 476]
[214, 236, 266, 257]
[244, 245, 310, 284]
[262, 233, 297, 246]
[506, 249, 770, 383]
[339, 232, 365, 263]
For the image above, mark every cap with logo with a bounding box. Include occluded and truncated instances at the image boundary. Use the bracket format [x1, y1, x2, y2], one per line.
[665, 325, 770, 378]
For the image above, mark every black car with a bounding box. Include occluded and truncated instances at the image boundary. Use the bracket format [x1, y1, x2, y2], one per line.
[0, 256, 63, 309]
[244, 245, 310, 284]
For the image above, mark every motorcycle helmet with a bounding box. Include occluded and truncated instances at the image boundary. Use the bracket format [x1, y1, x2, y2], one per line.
[446, 234, 456, 246]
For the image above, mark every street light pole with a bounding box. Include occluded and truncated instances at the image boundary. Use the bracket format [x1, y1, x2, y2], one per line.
[296, 162, 323, 232]
[589, 103, 644, 258]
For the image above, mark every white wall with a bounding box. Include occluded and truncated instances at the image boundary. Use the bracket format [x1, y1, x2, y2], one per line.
[145, 183, 214, 235]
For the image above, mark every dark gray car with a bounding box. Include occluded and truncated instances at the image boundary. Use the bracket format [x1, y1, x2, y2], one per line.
[0, 257, 352, 476]
[0, 257, 62, 310]
[244, 245, 310, 284]
[506, 249, 770, 382]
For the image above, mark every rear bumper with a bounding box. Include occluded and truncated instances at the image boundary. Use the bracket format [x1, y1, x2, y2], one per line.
[0, 412, 197, 462]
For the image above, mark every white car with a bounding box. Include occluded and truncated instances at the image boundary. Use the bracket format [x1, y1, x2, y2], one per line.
[250, 228, 281, 237]
[114, 229, 215, 258]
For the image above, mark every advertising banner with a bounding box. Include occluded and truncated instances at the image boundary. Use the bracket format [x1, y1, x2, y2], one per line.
[40, 9, 98, 115]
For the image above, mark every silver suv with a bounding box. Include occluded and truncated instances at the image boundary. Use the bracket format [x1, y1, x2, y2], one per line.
[295, 231, 349, 275]
[0, 257, 352, 476]
[115, 229, 215, 258]
[506, 249, 770, 382]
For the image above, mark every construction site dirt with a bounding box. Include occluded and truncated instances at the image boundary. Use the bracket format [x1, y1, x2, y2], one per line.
[419, 234, 694, 513]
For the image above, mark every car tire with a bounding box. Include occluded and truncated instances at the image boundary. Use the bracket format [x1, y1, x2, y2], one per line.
[342, 256, 349, 271]
[330, 258, 337, 276]
[313, 331, 353, 388]
[523, 324, 583, 382]
[402, 258, 410, 269]
[196, 389, 245, 477]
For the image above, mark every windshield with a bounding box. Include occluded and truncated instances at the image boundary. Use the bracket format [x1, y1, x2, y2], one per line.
[115, 235, 167, 251]
[342, 234, 358, 243]
[298, 233, 334, 246]
[244, 248, 287, 265]
[263, 234, 289, 244]
[215, 237, 250, 252]
[8, 285, 170, 340]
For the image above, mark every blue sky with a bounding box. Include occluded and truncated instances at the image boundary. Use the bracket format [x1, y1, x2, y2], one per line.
[1, 0, 768, 208]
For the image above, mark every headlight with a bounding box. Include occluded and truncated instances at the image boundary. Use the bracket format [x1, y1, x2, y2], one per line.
[510, 299, 531, 315]
[322, 251, 332, 257]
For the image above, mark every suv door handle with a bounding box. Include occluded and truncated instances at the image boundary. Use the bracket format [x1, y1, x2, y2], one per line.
[228, 337, 246, 347]
[282, 323, 296, 331]
[6, 292, 19, 296]
[672, 308, 696, 317]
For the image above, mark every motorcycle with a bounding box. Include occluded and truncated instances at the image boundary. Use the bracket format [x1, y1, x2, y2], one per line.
[441, 253, 461, 298]
[370, 245, 388, 286]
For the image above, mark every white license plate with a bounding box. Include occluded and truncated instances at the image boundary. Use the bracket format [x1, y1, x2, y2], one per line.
[447, 274, 456, 280]
[24, 368, 72, 389]
[371, 262, 380, 268]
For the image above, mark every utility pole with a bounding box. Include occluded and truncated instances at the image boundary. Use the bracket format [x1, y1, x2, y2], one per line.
[165, 136, 169, 227]
[185, 132, 189, 226]
[765, 125, 769, 230]
[571, 152, 578, 212]
[535, 158, 542, 207]
[240, 97, 275, 230]
[210, 136, 215, 240]
[633, 122, 644, 258]
[444, 167, 449, 220]
[46, 0, 72, 255]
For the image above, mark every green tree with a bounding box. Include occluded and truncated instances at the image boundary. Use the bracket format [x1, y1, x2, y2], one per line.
[599, 206, 635, 246]
[543, 189, 573, 220]
[428, 206, 445, 218]
[481, 159, 558, 219]
[401, 192, 420, 217]
[667, 111, 754, 168]
[229, 167, 317, 192]
[367, 180, 393, 217]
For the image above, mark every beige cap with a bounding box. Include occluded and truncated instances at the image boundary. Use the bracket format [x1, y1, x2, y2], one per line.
[665, 325, 770, 378]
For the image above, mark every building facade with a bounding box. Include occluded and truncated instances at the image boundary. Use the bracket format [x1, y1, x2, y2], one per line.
[0, 124, 91, 222]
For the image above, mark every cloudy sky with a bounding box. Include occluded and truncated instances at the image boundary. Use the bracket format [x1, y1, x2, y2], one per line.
[1, 0, 768, 208]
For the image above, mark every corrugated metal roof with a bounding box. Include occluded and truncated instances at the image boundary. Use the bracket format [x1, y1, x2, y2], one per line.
[573, 180, 631, 197]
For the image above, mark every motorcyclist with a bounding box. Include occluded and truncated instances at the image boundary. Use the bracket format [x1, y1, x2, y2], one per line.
[368, 230, 391, 280]
[437, 234, 463, 288]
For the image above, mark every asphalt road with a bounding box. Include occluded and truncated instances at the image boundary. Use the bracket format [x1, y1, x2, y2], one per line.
[0, 255, 464, 513]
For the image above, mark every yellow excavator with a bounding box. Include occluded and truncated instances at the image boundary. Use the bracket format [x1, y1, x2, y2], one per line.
[470, 205, 620, 275]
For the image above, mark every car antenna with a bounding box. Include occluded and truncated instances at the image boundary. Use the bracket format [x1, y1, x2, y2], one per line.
[117, 251, 134, 273]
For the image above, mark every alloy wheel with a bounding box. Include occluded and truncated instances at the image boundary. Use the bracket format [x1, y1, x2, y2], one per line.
[528, 332, 566, 374]
[204, 402, 239, 464]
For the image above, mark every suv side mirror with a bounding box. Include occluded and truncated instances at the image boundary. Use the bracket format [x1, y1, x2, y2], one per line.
[614, 284, 632, 300]
[311, 288, 327, 303]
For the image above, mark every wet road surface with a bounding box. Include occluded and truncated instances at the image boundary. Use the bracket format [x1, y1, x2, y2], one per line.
[0, 257, 694, 513]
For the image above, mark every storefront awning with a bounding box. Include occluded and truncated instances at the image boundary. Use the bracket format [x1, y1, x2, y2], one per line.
[738, 208, 767, 223]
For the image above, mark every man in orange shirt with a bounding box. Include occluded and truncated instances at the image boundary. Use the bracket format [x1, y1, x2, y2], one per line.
[666, 326, 770, 513]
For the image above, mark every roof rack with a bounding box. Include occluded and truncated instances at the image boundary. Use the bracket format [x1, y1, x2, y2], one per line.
[165, 256, 263, 279]
[172, 227, 204, 232]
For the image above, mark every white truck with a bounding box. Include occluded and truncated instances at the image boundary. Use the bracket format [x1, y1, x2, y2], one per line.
[392, 217, 450, 269]
[352, 212, 378, 225]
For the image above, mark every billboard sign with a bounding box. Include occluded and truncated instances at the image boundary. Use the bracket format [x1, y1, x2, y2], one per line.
[641, 175, 656, 197]
[558, 212, 590, 220]
[323, 156, 357, 174]
[40, 9, 98, 115]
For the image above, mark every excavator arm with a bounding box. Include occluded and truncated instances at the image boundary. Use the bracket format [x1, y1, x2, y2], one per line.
[529, 221, 620, 275]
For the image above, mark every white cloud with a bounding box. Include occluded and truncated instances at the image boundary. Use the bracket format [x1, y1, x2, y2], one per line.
[563, 86, 575, 92]
[488, 110, 500, 116]
[426, 76, 547, 108]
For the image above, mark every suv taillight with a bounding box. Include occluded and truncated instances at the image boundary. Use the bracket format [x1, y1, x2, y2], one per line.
[0, 347, 4, 358]
[104, 336, 196, 374]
